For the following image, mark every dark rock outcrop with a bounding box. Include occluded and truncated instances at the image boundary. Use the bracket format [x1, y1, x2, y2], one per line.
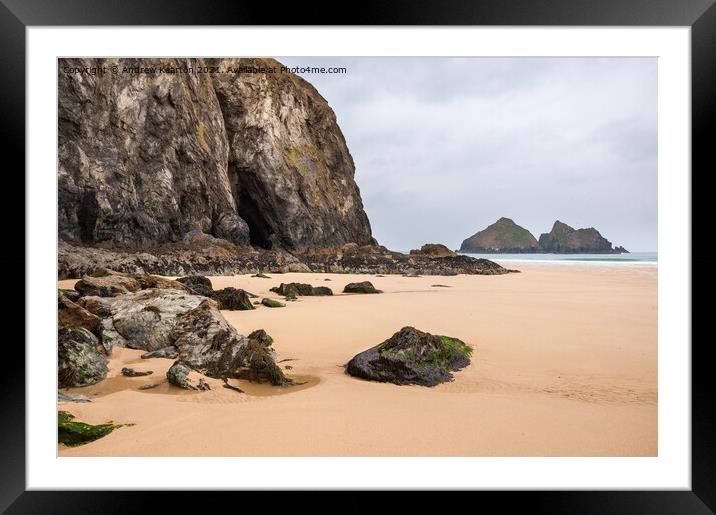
[212, 287, 254, 310]
[343, 281, 382, 294]
[460, 217, 540, 253]
[297, 244, 515, 276]
[346, 326, 472, 387]
[176, 275, 214, 297]
[169, 300, 288, 385]
[270, 282, 334, 297]
[538, 221, 628, 254]
[58, 327, 108, 387]
[58, 240, 310, 279]
[409, 243, 456, 258]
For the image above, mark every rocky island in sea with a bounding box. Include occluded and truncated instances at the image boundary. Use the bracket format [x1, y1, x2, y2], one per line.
[459, 217, 628, 254]
[459, 217, 541, 253]
[538, 220, 628, 254]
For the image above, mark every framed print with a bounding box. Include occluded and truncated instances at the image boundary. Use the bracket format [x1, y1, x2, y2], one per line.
[2, 0, 713, 512]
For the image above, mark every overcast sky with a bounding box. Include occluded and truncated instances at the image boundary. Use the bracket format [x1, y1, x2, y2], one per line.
[280, 57, 657, 252]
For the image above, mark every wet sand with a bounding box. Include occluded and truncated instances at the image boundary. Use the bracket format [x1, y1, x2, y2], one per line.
[58, 264, 657, 456]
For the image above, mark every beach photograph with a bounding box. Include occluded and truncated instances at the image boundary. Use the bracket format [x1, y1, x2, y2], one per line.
[56, 56, 657, 457]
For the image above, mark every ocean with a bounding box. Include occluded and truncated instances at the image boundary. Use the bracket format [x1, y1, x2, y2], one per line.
[459, 251, 658, 266]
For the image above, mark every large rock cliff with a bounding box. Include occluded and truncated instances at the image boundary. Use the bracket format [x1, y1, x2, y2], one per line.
[208, 58, 373, 249]
[58, 58, 373, 251]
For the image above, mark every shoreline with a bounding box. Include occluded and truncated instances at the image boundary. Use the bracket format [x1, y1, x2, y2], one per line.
[58, 264, 657, 457]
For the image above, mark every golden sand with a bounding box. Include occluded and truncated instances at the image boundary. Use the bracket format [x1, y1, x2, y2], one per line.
[58, 264, 657, 456]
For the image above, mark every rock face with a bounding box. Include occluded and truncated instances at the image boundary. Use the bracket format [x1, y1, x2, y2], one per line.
[58, 327, 108, 387]
[58, 58, 248, 247]
[538, 221, 628, 254]
[207, 58, 374, 250]
[58, 57, 373, 251]
[460, 217, 540, 253]
[409, 244, 456, 258]
[346, 326, 472, 387]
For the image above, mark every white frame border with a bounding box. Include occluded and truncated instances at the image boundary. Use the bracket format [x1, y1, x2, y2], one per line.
[27, 26, 690, 490]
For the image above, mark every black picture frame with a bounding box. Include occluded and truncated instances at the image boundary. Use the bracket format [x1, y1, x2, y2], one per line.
[1, 0, 711, 512]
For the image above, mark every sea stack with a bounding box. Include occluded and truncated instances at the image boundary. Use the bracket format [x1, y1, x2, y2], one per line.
[538, 221, 628, 254]
[459, 217, 540, 253]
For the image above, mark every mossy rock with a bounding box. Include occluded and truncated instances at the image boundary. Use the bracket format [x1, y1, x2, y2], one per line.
[212, 287, 255, 310]
[343, 281, 382, 294]
[58, 411, 128, 447]
[270, 282, 333, 297]
[346, 327, 472, 387]
[261, 298, 285, 308]
[58, 327, 108, 387]
[252, 272, 271, 279]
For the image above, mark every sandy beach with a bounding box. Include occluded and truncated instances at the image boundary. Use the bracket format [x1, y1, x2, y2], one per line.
[58, 264, 657, 457]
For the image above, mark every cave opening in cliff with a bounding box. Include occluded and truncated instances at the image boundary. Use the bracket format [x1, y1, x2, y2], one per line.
[230, 164, 274, 249]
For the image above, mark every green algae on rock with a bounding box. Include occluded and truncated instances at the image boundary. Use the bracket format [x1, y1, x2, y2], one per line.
[343, 281, 382, 294]
[58, 411, 129, 447]
[270, 282, 333, 297]
[346, 326, 472, 387]
[261, 298, 285, 308]
[58, 327, 108, 387]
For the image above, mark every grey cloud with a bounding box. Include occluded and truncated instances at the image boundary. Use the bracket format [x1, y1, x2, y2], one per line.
[280, 57, 657, 251]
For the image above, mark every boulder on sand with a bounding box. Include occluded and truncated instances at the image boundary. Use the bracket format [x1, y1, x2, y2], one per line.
[166, 362, 199, 390]
[121, 367, 153, 377]
[343, 281, 382, 294]
[85, 289, 207, 352]
[212, 287, 255, 310]
[169, 300, 289, 385]
[345, 326, 472, 387]
[58, 327, 108, 387]
[270, 282, 333, 297]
